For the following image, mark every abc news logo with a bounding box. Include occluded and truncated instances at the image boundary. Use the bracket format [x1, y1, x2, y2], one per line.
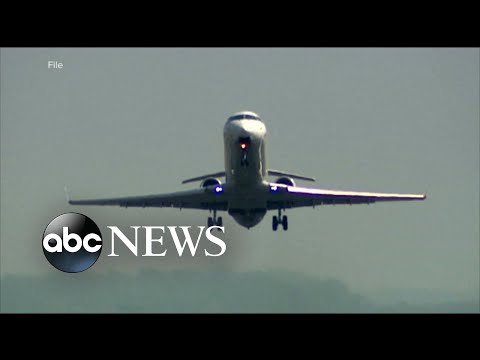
[42, 213, 226, 273]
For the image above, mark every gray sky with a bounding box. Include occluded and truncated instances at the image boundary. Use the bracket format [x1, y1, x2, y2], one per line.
[1, 48, 478, 306]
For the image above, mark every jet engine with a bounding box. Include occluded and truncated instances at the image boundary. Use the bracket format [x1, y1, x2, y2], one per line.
[200, 178, 222, 188]
[275, 177, 296, 187]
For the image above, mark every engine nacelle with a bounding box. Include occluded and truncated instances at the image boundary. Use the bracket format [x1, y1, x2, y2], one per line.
[200, 178, 222, 188]
[275, 177, 296, 187]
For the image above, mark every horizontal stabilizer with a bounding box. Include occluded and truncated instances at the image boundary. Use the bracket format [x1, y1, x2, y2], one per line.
[182, 171, 226, 184]
[267, 169, 316, 182]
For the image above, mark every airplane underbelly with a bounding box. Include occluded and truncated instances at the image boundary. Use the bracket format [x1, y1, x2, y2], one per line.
[227, 186, 267, 228]
[228, 195, 266, 210]
[228, 209, 266, 228]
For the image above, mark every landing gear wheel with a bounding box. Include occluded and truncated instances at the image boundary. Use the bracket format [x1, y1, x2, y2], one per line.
[282, 215, 288, 231]
[207, 217, 213, 227]
[217, 216, 223, 227]
[272, 216, 278, 231]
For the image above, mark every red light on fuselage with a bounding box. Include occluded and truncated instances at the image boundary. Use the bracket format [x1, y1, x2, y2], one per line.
[240, 143, 247, 150]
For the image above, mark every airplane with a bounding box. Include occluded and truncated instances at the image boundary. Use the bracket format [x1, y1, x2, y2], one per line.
[69, 110, 426, 231]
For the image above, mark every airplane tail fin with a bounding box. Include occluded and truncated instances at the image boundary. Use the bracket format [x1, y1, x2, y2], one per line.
[267, 169, 315, 182]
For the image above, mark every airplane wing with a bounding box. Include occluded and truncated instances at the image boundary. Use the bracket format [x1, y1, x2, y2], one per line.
[266, 184, 426, 210]
[69, 187, 228, 211]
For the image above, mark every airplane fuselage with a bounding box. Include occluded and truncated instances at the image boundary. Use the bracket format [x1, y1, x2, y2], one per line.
[223, 114, 268, 228]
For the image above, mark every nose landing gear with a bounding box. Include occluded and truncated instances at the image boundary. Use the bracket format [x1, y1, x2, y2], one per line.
[241, 151, 249, 167]
[239, 137, 250, 167]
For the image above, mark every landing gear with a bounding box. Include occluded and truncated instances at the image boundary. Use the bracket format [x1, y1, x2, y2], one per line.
[272, 208, 288, 231]
[241, 151, 249, 167]
[272, 216, 279, 231]
[208, 210, 222, 227]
